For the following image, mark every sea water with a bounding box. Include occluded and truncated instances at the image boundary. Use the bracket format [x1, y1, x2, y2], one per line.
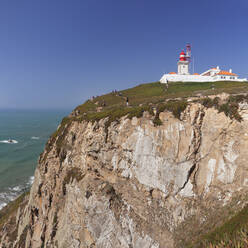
[0, 109, 68, 209]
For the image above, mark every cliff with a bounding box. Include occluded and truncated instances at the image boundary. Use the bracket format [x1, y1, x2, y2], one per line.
[1, 81, 248, 248]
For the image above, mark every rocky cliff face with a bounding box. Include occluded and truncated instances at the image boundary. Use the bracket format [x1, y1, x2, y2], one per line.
[2, 96, 248, 248]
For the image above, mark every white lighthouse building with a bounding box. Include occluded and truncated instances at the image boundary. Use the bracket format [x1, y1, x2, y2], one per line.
[177, 50, 189, 75]
[160, 44, 247, 83]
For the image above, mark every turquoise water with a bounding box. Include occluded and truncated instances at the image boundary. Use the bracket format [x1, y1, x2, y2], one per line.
[0, 109, 68, 209]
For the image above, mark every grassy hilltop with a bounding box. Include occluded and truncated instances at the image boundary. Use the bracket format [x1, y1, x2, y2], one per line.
[75, 80, 248, 116]
[67, 80, 248, 127]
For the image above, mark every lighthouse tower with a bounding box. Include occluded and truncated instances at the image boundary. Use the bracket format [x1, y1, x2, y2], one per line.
[177, 50, 189, 75]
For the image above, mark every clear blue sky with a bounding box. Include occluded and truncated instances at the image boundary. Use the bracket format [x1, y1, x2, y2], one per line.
[0, 0, 247, 109]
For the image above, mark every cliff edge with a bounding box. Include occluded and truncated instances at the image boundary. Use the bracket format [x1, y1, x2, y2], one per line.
[1, 81, 248, 248]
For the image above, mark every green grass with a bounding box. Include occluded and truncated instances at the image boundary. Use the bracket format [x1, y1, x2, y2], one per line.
[193, 204, 248, 247]
[74, 80, 247, 125]
[168, 81, 242, 92]
[74, 82, 166, 115]
[167, 81, 248, 97]
[74, 81, 248, 116]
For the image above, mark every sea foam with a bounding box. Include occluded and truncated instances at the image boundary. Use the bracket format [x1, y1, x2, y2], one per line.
[0, 202, 7, 210]
[0, 175, 34, 210]
[0, 139, 18, 144]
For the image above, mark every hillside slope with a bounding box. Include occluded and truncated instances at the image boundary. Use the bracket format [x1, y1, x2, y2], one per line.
[1, 81, 248, 248]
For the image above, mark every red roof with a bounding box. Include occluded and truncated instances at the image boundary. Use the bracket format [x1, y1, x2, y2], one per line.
[193, 73, 199, 75]
[217, 70, 237, 76]
[169, 72, 177, 74]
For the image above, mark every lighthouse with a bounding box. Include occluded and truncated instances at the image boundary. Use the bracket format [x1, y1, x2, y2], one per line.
[160, 43, 247, 83]
[177, 50, 189, 75]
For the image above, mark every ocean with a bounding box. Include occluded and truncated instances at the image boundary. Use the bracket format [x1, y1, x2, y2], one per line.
[0, 109, 68, 210]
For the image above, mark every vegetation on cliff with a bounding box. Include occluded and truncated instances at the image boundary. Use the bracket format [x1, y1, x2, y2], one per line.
[0, 192, 29, 229]
[200, 94, 248, 122]
[72, 80, 248, 125]
[0, 192, 29, 244]
[192, 204, 248, 248]
[44, 80, 248, 158]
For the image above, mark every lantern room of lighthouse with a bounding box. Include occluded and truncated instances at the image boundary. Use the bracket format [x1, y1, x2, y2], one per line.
[177, 50, 189, 75]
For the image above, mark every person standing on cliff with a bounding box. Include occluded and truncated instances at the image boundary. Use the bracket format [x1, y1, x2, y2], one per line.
[126, 97, 129, 106]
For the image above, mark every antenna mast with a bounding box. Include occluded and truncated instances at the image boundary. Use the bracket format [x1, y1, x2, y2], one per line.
[186, 43, 191, 62]
[186, 43, 192, 73]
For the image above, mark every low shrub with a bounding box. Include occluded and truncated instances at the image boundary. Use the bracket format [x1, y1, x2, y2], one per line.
[200, 96, 243, 122]
[153, 115, 163, 126]
[201, 97, 220, 109]
[218, 101, 242, 122]
[164, 100, 188, 119]
[152, 100, 188, 126]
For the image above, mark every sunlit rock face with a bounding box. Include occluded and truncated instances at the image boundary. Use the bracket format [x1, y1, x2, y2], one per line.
[2, 98, 248, 248]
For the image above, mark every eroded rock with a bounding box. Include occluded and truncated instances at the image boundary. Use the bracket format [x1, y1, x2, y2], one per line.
[1, 100, 248, 248]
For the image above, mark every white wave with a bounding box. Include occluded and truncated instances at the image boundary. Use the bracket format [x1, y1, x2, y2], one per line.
[0, 202, 7, 210]
[0, 187, 24, 210]
[12, 186, 22, 192]
[31, 136, 40, 140]
[0, 192, 16, 202]
[0, 191, 20, 210]
[28, 176, 34, 185]
[0, 139, 18, 144]
[0, 176, 35, 210]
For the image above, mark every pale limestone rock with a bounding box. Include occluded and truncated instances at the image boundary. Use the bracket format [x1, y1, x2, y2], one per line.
[3, 100, 248, 248]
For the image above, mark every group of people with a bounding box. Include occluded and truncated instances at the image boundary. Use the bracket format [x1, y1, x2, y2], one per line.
[112, 89, 123, 97]
[91, 90, 129, 108]
[112, 89, 129, 106]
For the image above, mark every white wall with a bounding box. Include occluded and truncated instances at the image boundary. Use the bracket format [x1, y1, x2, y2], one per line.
[178, 61, 189, 75]
[213, 75, 238, 81]
[160, 74, 213, 83]
[160, 74, 247, 83]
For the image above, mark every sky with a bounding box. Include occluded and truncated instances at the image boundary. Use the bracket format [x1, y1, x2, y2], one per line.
[0, 0, 247, 109]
